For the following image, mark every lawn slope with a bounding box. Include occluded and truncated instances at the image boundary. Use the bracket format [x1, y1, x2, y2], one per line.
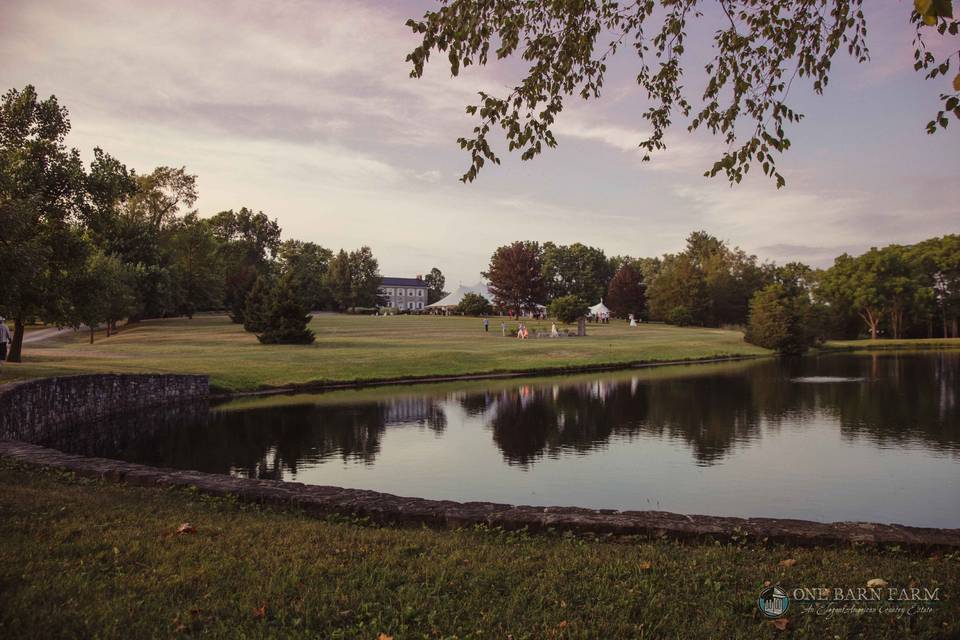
[0, 314, 768, 392]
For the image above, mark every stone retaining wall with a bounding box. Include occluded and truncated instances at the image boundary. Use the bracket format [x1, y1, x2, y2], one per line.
[0, 374, 208, 442]
[1, 440, 958, 550]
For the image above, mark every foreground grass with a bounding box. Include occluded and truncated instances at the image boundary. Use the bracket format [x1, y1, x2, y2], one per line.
[1, 464, 957, 639]
[0, 314, 767, 392]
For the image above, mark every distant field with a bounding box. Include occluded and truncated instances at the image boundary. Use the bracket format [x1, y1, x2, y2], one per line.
[824, 337, 960, 350]
[0, 314, 768, 392]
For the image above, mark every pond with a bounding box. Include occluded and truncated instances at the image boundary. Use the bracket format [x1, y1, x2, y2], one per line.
[48, 351, 960, 527]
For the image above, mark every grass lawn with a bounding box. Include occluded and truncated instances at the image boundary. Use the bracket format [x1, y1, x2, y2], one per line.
[0, 462, 956, 640]
[823, 337, 960, 350]
[0, 314, 769, 392]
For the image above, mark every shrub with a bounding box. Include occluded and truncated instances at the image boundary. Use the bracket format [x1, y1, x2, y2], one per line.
[457, 293, 493, 316]
[745, 283, 816, 355]
[549, 295, 588, 324]
[258, 276, 315, 345]
[243, 275, 273, 333]
[666, 306, 695, 327]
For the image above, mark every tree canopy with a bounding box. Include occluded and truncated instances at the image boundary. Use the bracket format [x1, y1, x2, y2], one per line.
[483, 241, 547, 313]
[0, 85, 395, 359]
[407, 1, 959, 185]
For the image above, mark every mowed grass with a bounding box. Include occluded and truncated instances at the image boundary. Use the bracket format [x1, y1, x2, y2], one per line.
[0, 462, 956, 640]
[0, 314, 768, 392]
[824, 337, 960, 350]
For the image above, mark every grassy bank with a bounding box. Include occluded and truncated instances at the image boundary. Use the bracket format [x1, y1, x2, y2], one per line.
[0, 314, 767, 392]
[823, 337, 960, 351]
[0, 462, 956, 639]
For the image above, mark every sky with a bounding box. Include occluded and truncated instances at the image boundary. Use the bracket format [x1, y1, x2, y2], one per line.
[2, 0, 958, 285]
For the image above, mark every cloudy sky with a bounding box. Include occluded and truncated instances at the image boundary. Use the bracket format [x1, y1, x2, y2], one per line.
[2, 0, 958, 285]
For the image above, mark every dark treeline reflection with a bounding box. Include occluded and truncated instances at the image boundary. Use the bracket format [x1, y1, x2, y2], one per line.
[47, 396, 446, 479]
[51, 353, 959, 474]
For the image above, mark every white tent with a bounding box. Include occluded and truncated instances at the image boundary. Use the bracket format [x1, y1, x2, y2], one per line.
[588, 300, 610, 318]
[426, 283, 495, 309]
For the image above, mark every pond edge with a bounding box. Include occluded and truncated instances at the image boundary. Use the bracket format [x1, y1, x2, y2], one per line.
[2, 440, 958, 549]
[2, 372, 958, 550]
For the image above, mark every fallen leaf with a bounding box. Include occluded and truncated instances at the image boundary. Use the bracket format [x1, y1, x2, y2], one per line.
[779, 558, 797, 568]
[954, 72, 960, 92]
[558, 620, 568, 629]
[377, 634, 394, 640]
[253, 605, 266, 620]
[638, 561, 652, 570]
[176, 522, 196, 535]
[867, 578, 888, 588]
[768, 618, 790, 631]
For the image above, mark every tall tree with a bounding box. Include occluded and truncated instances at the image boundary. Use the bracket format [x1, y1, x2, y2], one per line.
[819, 248, 917, 340]
[348, 246, 383, 308]
[168, 212, 224, 317]
[0, 85, 88, 362]
[424, 267, 447, 304]
[606, 263, 646, 319]
[209, 207, 281, 323]
[124, 166, 197, 230]
[406, 1, 957, 184]
[323, 247, 383, 311]
[647, 253, 710, 325]
[484, 241, 546, 314]
[71, 250, 137, 343]
[279, 240, 333, 311]
[82, 147, 138, 245]
[541, 242, 611, 303]
[325, 249, 353, 311]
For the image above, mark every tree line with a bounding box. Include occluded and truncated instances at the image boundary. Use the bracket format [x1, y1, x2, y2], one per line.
[481, 232, 960, 352]
[1, 85, 392, 359]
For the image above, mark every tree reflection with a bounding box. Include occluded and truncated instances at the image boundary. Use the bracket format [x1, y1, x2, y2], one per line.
[484, 353, 959, 466]
[54, 398, 447, 479]
[52, 353, 960, 474]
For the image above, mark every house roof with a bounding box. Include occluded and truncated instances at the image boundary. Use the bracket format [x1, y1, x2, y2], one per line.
[381, 277, 428, 287]
[426, 283, 494, 308]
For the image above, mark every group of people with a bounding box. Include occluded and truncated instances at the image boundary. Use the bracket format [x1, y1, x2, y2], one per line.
[482, 313, 640, 339]
[482, 317, 565, 339]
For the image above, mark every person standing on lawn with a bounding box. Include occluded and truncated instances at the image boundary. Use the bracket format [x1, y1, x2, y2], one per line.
[483, 317, 489, 332]
[0, 317, 11, 362]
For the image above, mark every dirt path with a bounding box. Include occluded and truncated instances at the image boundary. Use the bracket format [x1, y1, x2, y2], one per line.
[22, 326, 95, 344]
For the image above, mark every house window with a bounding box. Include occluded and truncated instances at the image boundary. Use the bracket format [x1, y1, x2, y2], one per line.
[408, 302, 415, 309]
[417, 289, 423, 297]
[386, 288, 394, 295]
[408, 289, 414, 296]
[417, 302, 423, 309]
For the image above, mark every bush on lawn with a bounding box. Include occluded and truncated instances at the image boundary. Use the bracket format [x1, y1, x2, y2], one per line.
[548, 295, 588, 324]
[457, 293, 493, 316]
[258, 275, 315, 345]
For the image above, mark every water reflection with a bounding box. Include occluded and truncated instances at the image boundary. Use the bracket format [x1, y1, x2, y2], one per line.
[45, 352, 960, 524]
